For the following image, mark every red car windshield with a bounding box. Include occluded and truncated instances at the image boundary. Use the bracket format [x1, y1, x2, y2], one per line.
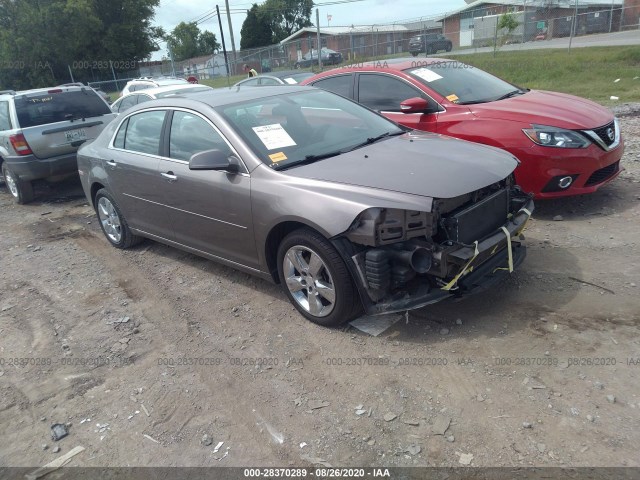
[404, 61, 522, 105]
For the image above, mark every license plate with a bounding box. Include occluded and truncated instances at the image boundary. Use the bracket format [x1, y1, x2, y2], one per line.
[65, 129, 86, 142]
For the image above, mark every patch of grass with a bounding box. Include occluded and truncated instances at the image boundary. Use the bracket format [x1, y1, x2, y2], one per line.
[447, 46, 640, 105]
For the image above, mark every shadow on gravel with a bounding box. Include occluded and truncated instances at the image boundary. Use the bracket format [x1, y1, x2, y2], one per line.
[358, 244, 583, 345]
[0, 174, 86, 206]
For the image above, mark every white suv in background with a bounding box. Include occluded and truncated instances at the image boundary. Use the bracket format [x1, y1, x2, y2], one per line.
[120, 77, 188, 97]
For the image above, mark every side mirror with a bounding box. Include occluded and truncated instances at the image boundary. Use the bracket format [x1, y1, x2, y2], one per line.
[189, 149, 240, 173]
[400, 97, 431, 114]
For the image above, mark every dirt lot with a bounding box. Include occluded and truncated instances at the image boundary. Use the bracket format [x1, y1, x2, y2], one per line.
[1, 105, 639, 470]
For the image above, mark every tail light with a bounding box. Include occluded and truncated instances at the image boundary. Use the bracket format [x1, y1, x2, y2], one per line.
[9, 133, 33, 156]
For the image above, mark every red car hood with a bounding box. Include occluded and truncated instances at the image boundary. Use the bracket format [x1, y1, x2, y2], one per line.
[469, 90, 614, 130]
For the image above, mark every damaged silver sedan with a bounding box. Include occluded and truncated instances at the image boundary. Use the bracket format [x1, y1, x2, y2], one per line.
[77, 86, 533, 326]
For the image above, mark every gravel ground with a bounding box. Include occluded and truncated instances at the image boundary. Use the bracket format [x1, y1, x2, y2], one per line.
[0, 104, 639, 470]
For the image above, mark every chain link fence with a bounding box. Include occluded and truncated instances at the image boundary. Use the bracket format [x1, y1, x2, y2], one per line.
[71, 1, 638, 94]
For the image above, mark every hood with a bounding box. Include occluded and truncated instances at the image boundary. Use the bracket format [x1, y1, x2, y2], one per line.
[287, 131, 518, 199]
[470, 90, 614, 129]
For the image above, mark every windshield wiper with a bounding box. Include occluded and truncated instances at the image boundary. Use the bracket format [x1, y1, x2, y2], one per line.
[346, 130, 405, 152]
[495, 89, 525, 101]
[273, 151, 343, 171]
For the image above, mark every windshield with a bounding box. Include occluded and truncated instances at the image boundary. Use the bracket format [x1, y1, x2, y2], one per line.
[15, 89, 111, 127]
[405, 61, 522, 105]
[218, 89, 404, 170]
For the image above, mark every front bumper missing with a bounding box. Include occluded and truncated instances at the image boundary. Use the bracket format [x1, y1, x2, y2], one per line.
[346, 198, 534, 316]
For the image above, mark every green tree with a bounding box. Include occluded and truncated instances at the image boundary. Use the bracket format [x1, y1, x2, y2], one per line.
[165, 22, 220, 61]
[0, 0, 163, 89]
[240, 3, 273, 49]
[260, 0, 313, 43]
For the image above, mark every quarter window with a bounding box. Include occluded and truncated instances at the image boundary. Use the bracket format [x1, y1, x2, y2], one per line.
[117, 95, 139, 113]
[169, 111, 232, 162]
[357, 74, 424, 112]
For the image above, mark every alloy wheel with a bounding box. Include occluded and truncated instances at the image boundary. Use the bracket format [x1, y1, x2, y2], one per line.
[97, 196, 122, 243]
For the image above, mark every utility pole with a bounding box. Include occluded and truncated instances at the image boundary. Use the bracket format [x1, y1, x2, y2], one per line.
[316, 9, 322, 69]
[216, 5, 231, 86]
[225, 0, 238, 75]
[568, 0, 578, 52]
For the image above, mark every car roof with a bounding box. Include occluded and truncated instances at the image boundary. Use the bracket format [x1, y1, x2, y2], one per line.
[121, 83, 212, 98]
[300, 57, 456, 82]
[1, 85, 95, 99]
[125, 85, 313, 112]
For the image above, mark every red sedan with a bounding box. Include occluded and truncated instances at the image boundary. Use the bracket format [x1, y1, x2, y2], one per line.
[301, 58, 624, 199]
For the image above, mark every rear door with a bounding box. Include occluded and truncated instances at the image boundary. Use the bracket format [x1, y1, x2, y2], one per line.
[15, 88, 114, 158]
[107, 109, 175, 239]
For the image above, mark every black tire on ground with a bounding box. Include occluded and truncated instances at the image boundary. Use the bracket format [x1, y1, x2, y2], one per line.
[277, 228, 361, 327]
[446, 44, 452, 52]
[2, 163, 34, 204]
[94, 188, 143, 249]
[411, 52, 418, 57]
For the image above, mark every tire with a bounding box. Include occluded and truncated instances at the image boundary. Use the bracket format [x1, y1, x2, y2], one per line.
[277, 228, 361, 327]
[94, 188, 143, 249]
[2, 163, 34, 204]
[410, 52, 418, 57]
[446, 44, 452, 52]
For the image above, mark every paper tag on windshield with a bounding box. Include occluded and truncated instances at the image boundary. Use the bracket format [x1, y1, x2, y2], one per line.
[412, 68, 443, 83]
[252, 124, 297, 150]
[269, 151, 288, 162]
[283, 78, 297, 85]
[446, 94, 459, 103]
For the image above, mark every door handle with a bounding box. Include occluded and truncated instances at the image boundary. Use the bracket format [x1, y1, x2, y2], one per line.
[106, 160, 117, 169]
[161, 172, 178, 182]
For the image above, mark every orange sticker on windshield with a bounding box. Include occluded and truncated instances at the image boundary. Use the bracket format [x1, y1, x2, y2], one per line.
[269, 151, 288, 162]
[446, 94, 459, 103]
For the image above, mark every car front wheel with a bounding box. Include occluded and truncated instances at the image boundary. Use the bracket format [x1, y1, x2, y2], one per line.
[94, 188, 143, 249]
[2, 163, 34, 204]
[277, 228, 361, 327]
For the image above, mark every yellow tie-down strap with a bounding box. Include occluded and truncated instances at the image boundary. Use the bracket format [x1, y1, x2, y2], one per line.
[514, 207, 532, 236]
[441, 241, 479, 291]
[493, 226, 514, 273]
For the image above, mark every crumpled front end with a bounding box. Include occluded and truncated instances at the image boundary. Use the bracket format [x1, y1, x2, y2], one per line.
[334, 178, 534, 315]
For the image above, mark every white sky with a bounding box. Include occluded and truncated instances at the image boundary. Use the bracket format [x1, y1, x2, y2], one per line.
[152, 0, 468, 59]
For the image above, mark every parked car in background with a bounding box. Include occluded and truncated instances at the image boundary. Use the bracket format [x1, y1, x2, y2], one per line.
[295, 48, 343, 69]
[0, 85, 115, 203]
[234, 70, 315, 87]
[78, 86, 532, 326]
[58, 82, 111, 104]
[110, 84, 213, 114]
[302, 58, 624, 198]
[409, 34, 453, 55]
[120, 77, 188, 97]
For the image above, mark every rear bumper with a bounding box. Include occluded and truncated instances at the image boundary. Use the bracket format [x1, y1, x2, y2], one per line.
[3, 153, 78, 181]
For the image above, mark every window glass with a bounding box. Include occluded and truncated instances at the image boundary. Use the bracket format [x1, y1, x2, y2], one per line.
[169, 111, 232, 161]
[239, 78, 260, 86]
[122, 110, 165, 155]
[14, 90, 111, 128]
[113, 118, 129, 149]
[0, 101, 11, 130]
[218, 89, 402, 170]
[358, 74, 423, 112]
[118, 95, 139, 113]
[310, 75, 352, 97]
[260, 78, 281, 86]
[405, 61, 518, 105]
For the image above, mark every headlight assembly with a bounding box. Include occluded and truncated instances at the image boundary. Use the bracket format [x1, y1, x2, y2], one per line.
[523, 125, 591, 149]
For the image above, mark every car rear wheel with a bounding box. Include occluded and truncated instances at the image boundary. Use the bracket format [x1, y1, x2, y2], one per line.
[277, 228, 361, 327]
[2, 163, 34, 204]
[94, 188, 143, 249]
[446, 44, 452, 52]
